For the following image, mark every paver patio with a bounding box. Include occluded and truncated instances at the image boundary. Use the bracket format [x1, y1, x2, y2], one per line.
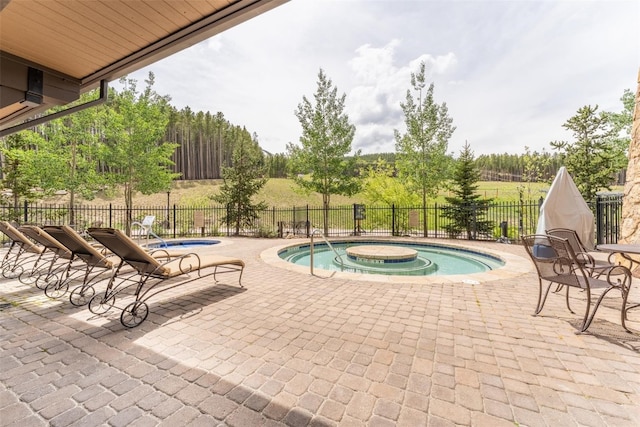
[1, 237, 639, 426]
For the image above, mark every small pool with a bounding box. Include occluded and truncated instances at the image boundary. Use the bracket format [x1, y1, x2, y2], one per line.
[278, 240, 505, 276]
[147, 239, 221, 249]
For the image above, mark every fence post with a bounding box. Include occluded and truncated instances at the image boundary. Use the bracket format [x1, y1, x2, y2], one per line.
[353, 203, 357, 236]
[392, 204, 396, 236]
[172, 204, 176, 239]
[434, 203, 438, 237]
[595, 195, 603, 245]
[109, 204, 112, 228]
[23, 200, 28, 223]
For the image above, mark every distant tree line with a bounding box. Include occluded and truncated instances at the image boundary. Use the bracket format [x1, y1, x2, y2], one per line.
[164, 108, 267, 180]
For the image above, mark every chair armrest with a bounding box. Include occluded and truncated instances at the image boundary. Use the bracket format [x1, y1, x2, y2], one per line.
[574, 251, 595, 266]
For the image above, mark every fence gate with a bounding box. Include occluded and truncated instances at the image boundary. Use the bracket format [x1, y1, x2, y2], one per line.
[595, 193, 623, 245]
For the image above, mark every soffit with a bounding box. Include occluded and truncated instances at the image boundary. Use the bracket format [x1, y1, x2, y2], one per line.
[0, 0, 288, 131]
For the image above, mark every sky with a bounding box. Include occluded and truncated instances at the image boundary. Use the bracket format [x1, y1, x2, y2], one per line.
[122, 0, 639, 157]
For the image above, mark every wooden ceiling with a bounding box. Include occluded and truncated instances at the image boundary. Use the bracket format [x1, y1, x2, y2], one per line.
[0, 0, 288, 134]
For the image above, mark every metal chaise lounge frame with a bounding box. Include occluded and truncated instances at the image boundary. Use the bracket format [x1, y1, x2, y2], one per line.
[42, 225, 120, 306]
[18, 225, 80, 293]
[0, 220, 44, 280]
[19, 225, 90, 298]
[86, 227, 245, 328]
[522, 234, 634, 333]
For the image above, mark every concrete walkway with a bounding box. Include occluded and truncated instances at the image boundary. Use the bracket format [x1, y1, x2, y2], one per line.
[1, 237, 639, 426]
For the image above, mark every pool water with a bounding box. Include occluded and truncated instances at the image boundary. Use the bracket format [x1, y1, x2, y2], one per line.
[278, 241, 504, 276]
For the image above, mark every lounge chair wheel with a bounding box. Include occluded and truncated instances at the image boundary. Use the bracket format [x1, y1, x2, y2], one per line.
[88, 294, 115, 315]
[18, 270, 37, 285]
[44, 276, 67, 299]
[2, 265, 23, 279]
[34, 274, 50, 290]
[121, 301, 149, 328]
[70, 286, 95, 306]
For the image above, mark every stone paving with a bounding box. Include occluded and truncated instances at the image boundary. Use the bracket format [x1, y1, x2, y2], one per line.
[1, 237, 639, 426]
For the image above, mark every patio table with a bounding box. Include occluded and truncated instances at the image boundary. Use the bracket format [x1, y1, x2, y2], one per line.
[597, 243, 640, 315]
[597, 244, 640, 273]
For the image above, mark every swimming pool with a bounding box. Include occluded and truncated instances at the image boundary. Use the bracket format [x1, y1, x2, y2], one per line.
[278, 240, 505, 276]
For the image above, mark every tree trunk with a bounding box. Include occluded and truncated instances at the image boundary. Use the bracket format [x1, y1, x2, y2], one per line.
[323, 194, 330, 236]
[422, 188, 428, 237]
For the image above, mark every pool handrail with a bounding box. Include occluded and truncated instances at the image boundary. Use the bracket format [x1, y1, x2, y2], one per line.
[310, 229, 344, 275]
[131, 216, 167, 248]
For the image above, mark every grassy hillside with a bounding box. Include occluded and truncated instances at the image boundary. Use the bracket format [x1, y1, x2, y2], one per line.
[40, 178, 605, 207]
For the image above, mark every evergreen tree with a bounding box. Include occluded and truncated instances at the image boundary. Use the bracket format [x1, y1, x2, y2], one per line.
[551, 105, 620, 201]
[288, 68, 360, 235]
[213, 131, 267, 236]
[604, 88, 634, 173]
[395, 61, 455, 236]
[265, 152, 289, 178]
[443, 142, 493, 240]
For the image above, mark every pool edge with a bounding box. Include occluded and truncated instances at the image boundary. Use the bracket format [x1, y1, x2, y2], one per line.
[260, 237, 532, 285]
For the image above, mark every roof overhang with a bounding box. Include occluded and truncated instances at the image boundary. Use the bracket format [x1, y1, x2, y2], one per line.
[0, 0, 288, 135]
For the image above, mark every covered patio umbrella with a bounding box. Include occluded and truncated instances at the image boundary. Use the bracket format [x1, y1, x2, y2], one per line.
[536, 166, 595, 250]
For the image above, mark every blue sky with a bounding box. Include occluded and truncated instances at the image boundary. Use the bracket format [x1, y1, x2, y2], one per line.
[123, 0, 639, 156]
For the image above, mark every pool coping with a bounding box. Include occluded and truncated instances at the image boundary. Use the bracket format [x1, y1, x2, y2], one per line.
[260, 236, 533, 285]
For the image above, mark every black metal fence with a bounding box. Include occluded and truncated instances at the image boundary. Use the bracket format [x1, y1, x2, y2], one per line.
[0, 194, 623, 244]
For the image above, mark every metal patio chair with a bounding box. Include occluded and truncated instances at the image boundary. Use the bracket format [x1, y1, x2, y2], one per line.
[546, 227, 610, 277]
[522, 234, 634, 333]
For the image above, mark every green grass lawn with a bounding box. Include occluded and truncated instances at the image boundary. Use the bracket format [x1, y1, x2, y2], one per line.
[45, 178, 620, 207]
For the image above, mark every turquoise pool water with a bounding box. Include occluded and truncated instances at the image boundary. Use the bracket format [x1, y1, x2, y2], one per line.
[278, 241, 505, 276]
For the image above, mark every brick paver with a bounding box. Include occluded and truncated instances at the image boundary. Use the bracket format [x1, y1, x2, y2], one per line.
[1, 237, 639, 426]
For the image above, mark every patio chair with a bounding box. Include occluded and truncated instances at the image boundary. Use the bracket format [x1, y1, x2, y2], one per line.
[131, 215, 162, 246]
[546, 228, 610, 276]
[18, 225, 76, 291]
[42, 225, 120, 306]
[522, 234, 634, 333]
[86, 227, 245, 328]
[0, 220, 44, 280]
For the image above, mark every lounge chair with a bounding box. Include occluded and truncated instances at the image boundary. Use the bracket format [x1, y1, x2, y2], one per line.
[546, 228, 610, 276]
[522, 234, 633, 333]
[86, 227, 245, 328]
[0, 221, 44, 280]
[42, 225, 120, 306]
[18, 225, 76, 292]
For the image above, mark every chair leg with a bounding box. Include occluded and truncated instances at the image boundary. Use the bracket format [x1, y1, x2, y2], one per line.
[580, 285, 632, 333]
[579, 289, 593, 333]
[565, 286, 575, 314]
[618, 274, 632, 333]
[535, 279, 553, 315]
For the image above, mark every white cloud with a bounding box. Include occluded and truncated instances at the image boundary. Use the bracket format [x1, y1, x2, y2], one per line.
[346, 40, 460, 153]
[122, 0, 639, 157]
